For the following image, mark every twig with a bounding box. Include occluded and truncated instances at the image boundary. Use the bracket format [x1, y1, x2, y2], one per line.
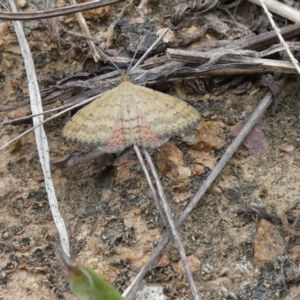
[43, 0, 62, 48]
[192, 23, 300, 52]
[248, 0, 300, 23]
[1, 102, 81, 126]
[0, 0, 123, 21]
[133, 145, 169, 235]
[70, 0, 100, 62]
[124, 76, 287, 300]
[167, 48, 299, 75]
[8, 0, 70, 256]
[143, 148, 200, 300]
[0, 89, 104, 150]
[258, 0, 300, 75]
[233, 205, 282, 224]
[133, 145, 199, 300]
[258, 42, 300, 58]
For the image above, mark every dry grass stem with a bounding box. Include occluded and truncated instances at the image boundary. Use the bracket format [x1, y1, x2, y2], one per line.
[0, 0, 122, 20]
[7, 0, 70, 256]
[124, 76, 287, 300]
[133, 145, 200, 299]
[257, 0, 300, 75]
[248, 0, 300, 23]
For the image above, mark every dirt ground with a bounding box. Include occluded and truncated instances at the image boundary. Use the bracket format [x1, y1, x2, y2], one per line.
[1, 1, 300, 300]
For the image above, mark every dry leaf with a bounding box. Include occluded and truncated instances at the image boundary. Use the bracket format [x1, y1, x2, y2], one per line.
[156, 142, 191, 182]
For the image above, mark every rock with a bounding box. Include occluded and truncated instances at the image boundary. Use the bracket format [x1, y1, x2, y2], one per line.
[174, 254, 201, 274]
[253, 219, 284, 266]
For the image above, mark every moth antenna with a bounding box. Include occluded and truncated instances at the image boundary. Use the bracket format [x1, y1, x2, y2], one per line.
[130, 28, 169, 72]
[127, 34, 147, 77]
[129, 28, 170, 86]
[95, 45, 124, 77]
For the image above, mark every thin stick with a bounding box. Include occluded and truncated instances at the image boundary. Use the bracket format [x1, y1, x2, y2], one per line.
[8, 0, 70, 256]
[133, 145, 170, 237]
[134, 145, 199, 299]
[70, 0, 100, 62]
[1, 99, 91, 125]
[0, 0, 123, 21]
[0, 93, 99, 150]
[143, 148, 200, 300]
[258, 0, 300, 75]
[248, 0, 300, 23]
[123, 76, 287, 300]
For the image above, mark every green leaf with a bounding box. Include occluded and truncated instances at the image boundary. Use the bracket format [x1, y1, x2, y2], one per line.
[57, 246, 123, 300]
[68, 266, 123, 300]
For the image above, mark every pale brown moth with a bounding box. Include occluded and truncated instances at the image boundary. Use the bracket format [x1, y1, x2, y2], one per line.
[62, 74, 201, 153]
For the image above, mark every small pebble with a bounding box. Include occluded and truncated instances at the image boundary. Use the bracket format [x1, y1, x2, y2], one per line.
[278, 144, 295, 154]
[2, 232, 9, 239]
[202, 94, 211, 102]
[211, 186, 222, 194]
[192, 164, 205, 176]
[224, 99, 233, 109]
[155, 254, 170, 268]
